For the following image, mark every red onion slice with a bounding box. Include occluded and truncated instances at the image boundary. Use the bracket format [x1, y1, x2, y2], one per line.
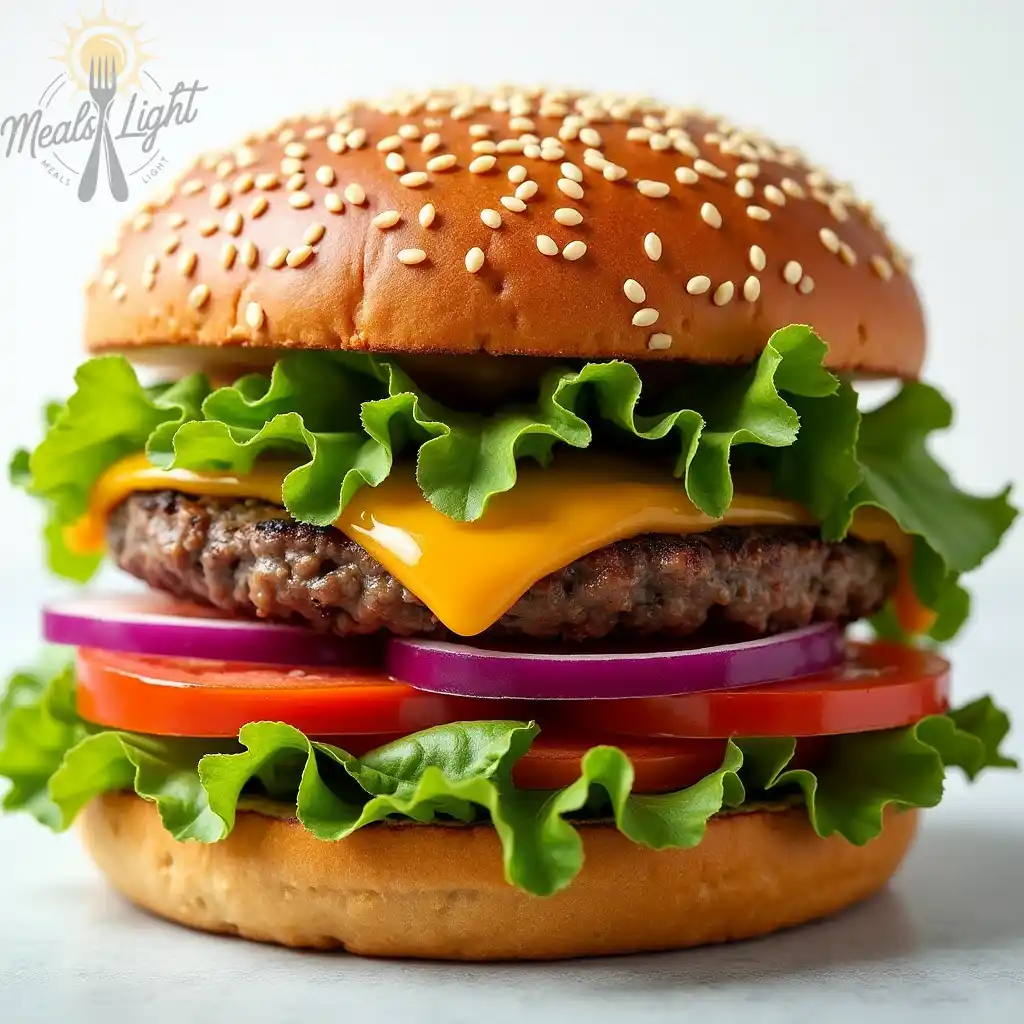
[42, 593, 379, 667]
[387, 624, 845, 700]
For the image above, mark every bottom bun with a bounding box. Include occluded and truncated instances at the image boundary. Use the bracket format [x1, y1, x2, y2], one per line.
[79, 793, 917, 960]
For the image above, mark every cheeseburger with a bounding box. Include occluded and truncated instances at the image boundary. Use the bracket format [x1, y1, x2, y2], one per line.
[1, 86, 1017, 961]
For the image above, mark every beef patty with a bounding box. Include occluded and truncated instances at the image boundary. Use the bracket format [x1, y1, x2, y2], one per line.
[108, 490, 896, 642]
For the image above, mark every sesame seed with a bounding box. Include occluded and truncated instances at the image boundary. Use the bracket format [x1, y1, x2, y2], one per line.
[346, 128, 367, 149]
[469, 155, 497, 174]
[142, 273, 155, 291]
[636, 179, 670, 199]
[644, 232, 663, 261]
[426, 154, 457, 172]
[623, 279, 646, 303]
[305, 125, 328, 140]
[743, 275, 761, 302]
[536, 234, 558, 256]
[163, 234, 181, 255]
[839, 242, 857, 266]
[240, 240, 258, 267]
[180, 179, 205, 196]
[419, 203, 436, 228]
[798, 275, 815, 294]
[781, 177, 806, 199]
[480, 208, 502, 229]
[372, 210, 401, 229]
[673, 137, 699, 157]
[806, 169, 828, 188]
[286, 172, 306, 192]
[233, 172, 255, 194]
[469, 123, 491, 138]
[249, 196, 269, 219]
[713, 281, 735, 306]
[376, 134, 403, 153]
[508, 164, 528, 184]
[694, 158, 726, 179]
[583, 149, 606, 170]
[255, 173, 280, 190]
[344, 183, 366, 205]
[325, 192, 344, 213]
[552, 207, 582, 226]
[509, 116, 535, 132]
[734, 178, 755, 198]
[111, 282, 127, 302]
[188, 283, 211, 309]
[133, 212, 152, 232]
[523, 143, 542, 159]
[220, 242, 237, 268]
[267, 246, 289, 269]
[304, 222, 326, 245]
[579, 126, 602, 147]
[647, 333, 673, 351]
[783, 260, 803, 284]
[224, 210, 243, 235]
[286, 245, 314, 268]
[700, 202, 723, 229]
[245, 302, 264, 329]
[515, 180, 539, 201]
[143, 255, 159, 274]
[819, 227, 840, 253]
[397, 248, 427, 265]
[649, 134, 671, 151]
[473, 140, 499, 155]
[210, 184, 230, 208]
[178, 249, 197, 276]
[316, 166, 336, 187]
[167, 212, 187, 228]
[288, 191, 314, 209]
[674, 167, 699, 185]
[465, 247, 485, 273]
[686, 275, 711, 295]
[627, 126, 651, 142]
[746, 205, 771, 221]
[198, 219, 219, 237]
[385, 153, 406, 173]
[278, 128, 296, 144]
[284, 141, 309, 159]
[326, 133, 346, 154]
[871, 254, 893, 281]
[501, 195, 527, 213]
[764, 184, 786, 206]
[562, 240, 587, 261]
[603, 164, 628, 181]
[632, 307, 659, 327]
[421, 132, 441, 153]
[400, 171, 429, 188]
[398, 124, 421, 140]
[557, 178, 584, 200]
[560, 161, 583, 183]
[101, 268, 119, 288]
[735, 162, 760, 178]
[496, 138, 525, 154]
[749, 245, 766, 271]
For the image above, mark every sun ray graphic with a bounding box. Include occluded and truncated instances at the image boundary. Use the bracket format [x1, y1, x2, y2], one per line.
[52, 3, 157, 95]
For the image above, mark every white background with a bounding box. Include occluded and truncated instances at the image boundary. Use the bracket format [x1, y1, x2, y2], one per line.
[0, 1, 1021, 1019]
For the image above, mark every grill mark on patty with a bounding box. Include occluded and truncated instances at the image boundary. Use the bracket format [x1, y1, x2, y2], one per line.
[107, 490, 897, 642]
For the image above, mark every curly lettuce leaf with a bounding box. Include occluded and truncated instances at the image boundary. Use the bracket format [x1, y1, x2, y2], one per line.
[0, 664, 1014, 897]
[13, 327, 1016, 639]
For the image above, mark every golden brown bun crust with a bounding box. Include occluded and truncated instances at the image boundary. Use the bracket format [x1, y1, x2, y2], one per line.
[87, 89, 924, 376]
[80, 793, 917, 961]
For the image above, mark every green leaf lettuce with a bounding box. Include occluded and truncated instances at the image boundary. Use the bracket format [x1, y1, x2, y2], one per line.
[0, 662, 1014, 897]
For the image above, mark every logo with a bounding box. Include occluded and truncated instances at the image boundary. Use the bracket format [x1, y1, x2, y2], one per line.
[0, 4, 208, 202]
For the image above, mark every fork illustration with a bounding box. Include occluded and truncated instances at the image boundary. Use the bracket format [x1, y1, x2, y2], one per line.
[78, 55, 128, 203]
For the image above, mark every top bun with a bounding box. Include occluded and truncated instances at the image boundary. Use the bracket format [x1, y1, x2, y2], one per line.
[86, 87, 925, 377]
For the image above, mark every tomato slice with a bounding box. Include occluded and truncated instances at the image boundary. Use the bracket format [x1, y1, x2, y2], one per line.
[556, 642, 950, 738]
[74, 648, 532, 738]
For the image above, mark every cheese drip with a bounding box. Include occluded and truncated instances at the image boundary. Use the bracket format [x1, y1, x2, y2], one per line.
[65, 453, 929, 637]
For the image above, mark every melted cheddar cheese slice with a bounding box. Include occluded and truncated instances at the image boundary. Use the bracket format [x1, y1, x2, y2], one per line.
[66, 453, 927, 637]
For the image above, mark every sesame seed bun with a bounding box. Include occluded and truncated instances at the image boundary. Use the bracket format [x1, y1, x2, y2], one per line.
[79, 793, 917, 960]
[86, 88, 924, 377]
